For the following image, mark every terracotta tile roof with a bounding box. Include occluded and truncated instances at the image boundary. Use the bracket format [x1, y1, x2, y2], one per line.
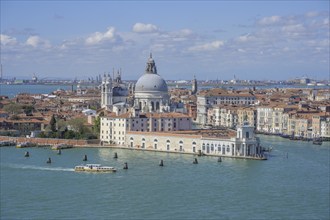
[128, 128, 236, 139]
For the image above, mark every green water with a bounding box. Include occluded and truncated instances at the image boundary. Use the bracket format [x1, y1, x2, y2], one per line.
[1, 135, 329, 219]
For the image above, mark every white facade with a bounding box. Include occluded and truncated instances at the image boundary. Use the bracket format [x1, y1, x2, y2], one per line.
[257, 107, 273, 133]
[100, 112, 192, 145]
[321, 118, 330, 138]
[125, 122, 263, 159]
[196, 89, 256, 125]
[209, 107, 238, 128]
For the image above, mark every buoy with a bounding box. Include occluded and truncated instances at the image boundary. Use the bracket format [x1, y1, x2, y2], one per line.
[83, 154, 88, 161]
[193, 158, 198, 164]
[123, 162, 128, 170]
[159, 159, 164, 167]
[24, 151, 29, 157]
[46, 157, 51, 164]
[217, 157, 222, 162]
[57, 149, 61, 155]
[114, 152, 118, 159]
[198, 150, 202, 157]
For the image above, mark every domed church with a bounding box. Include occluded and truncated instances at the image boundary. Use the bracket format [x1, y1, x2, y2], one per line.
[134, 54, 170, 112]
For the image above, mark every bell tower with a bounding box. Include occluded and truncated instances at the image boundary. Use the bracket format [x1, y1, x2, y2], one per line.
[192, 75, 197, 95]
[101, 73, 113, 109]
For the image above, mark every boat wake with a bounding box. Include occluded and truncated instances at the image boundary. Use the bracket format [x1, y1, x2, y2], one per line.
[5, 163, 74, 172]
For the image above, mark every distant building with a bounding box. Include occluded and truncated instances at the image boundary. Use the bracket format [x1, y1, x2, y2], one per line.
[196, 88, 256, 125]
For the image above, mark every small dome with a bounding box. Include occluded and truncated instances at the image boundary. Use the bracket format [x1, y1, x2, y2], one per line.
[135, 73, 168, 92]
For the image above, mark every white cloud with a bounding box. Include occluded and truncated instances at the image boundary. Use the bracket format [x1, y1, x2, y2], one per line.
[26, 36, 51, 48]
[236, 33, 256, 43]
[189, 40, 224, 51]
[26, 36, 40, 47]
[305, 11, 319, 17]
[258, 15, 281, 25]
[179, 29, 193, 36]
[132, 23, 159, 33]
[85, 27, 117, 45]
[0, 34, 18, 46]
[282, 24, 305, 32]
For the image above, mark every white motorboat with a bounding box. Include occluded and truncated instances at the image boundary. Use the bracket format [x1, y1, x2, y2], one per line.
[74, 164, 117, 173]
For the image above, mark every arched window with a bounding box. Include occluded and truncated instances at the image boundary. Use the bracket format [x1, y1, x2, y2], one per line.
[192, 142, 196, 153]
[179, 140, 183, 151]
[202, 143, 205, 151]
[142, 138, 145, 149]
[154, 139, 158, 149]
[166, 140, 170, 151]
[151, 101, 154, 111]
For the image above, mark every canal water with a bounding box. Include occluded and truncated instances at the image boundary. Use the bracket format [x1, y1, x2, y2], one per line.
[1, 135, 329, 219]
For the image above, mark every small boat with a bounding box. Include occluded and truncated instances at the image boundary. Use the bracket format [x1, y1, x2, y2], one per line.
[0, 141, 16, 147]
[313, 140, 322, 145]
[74, 164, 117, 173]
[16, 142, 36, 148]
[51, 144, 73, 150]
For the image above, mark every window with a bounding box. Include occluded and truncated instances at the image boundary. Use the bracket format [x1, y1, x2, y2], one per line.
[154, 139, 158, 148]
[166, 140, 170, 151]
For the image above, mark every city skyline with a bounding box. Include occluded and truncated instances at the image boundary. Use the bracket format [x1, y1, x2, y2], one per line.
[1, 1, 329, 81]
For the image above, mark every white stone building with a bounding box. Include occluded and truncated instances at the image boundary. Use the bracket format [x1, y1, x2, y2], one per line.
[100, 111, 192, 145]
[125, 121, 264, 159]
[196, 88, 256, 125]
[320, 118, 330, 138]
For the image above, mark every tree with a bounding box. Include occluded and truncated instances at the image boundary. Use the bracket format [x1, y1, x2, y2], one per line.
[50, 115, 57, 132]
[67, 118, 85, 134]
[3, 103, 22, 115]
[22, 105, 34, 116]
[93, 116, 101, 135]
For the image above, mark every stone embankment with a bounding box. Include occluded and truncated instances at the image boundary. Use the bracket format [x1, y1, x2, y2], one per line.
[0, 136, 101, 147]
[0, 136, 267, 160]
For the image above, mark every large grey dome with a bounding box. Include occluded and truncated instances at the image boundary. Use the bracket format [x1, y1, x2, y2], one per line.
[135, 73, 168, 92]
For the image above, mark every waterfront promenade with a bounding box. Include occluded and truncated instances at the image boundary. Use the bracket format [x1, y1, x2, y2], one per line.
[0, 136, 267, 160]
[0, 136, 100, 147]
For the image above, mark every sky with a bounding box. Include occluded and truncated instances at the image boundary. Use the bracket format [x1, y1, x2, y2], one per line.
[0, 1, 329, 81]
